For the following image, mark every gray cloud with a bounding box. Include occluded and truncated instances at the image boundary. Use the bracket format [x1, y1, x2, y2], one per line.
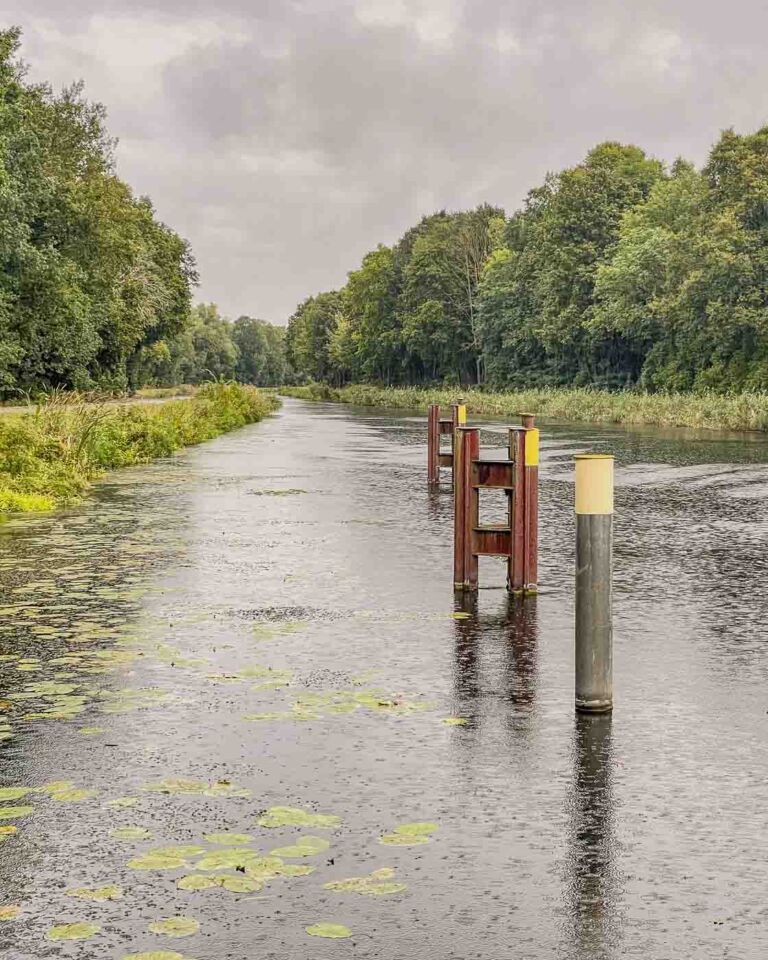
[5, 0, 768, 321]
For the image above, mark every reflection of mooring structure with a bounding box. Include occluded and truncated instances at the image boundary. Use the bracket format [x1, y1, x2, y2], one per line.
[428, 404, 539, 594]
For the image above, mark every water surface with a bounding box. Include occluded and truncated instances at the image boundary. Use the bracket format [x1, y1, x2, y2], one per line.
[1, 397, 767, 959]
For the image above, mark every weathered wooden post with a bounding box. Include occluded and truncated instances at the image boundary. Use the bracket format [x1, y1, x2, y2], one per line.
[427, 404, 440, 485]
[428, 400, 465, 485]
[509, 427, 526, 593]
[522, 416, 539, 594]
[574, 454, 614, 714]
[453, 427, 479, 590]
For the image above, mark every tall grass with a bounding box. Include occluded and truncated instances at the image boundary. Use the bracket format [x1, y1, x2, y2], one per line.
[0, 383, 279, 515]
[281, 383, 768, 432]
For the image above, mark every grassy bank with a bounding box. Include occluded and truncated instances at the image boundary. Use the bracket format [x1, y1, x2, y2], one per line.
[0, 382, 279, 515]
[281, 383, 768, 432]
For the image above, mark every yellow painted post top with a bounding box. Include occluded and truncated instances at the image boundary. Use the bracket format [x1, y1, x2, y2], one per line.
[456, 403, 467, 426]
[574, 454, 614, 515]
[524, 428, 539, 466]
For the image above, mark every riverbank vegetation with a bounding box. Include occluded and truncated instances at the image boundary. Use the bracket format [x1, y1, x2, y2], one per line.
[282, 384, 768, 432]
[0, 383, 278, 514]
[0, 30, 286, 398]
[286, 128, 768, 397]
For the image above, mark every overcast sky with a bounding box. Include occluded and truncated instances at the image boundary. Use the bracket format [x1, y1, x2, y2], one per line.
[3, 1, 768, 323]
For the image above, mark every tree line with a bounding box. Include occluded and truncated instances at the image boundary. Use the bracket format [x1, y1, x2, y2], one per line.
[287, 128, 768, 393]
[0, 29, 285, 397]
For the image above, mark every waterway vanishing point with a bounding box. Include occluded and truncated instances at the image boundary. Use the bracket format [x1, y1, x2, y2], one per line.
[1, 396, 767, 959]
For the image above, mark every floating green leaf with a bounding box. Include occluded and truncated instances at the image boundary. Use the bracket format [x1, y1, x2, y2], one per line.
[441, 717, 468, 726]
[67, 885, 123, 902]
[270, 835, 329, 858]
[176, 875, 218, 891]
[378, 834, 430, 846]
[305, 922, 352, 939]
[123, 953, 188, 960]
[128, 853, 187, 870]
[47, 922, 100, 941]
[257, 806, 340, 829]
[204, 832, 253, 845]
[107, 796, 139, 808]
[0, 905, 21, 921]
[219, 875, 262, 893]
[194, 848, 261, 871]
[152, 845, 207, 859]
[50, 788, 98, 803]
[0, 806, 33, 820]
[393, 822, 438, 837]
[0, 788, 29, 802]
[148, 916, 200, 938]
[324, 867, 406, 897]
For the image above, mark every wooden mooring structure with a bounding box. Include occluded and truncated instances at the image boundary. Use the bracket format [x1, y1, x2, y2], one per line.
[428, 404, 538, 595]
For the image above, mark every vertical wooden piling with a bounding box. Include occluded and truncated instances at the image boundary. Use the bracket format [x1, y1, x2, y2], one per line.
[453, 426, 467, 588]
[508, 428, 526, 592]
[464, 428, 480, 590]
[574, 454, 614, 714]
[523, 418, 539, 594]
[427, 404, 439, 484]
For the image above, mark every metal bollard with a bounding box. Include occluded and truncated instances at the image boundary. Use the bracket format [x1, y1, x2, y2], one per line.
[574, 454, 614, 713]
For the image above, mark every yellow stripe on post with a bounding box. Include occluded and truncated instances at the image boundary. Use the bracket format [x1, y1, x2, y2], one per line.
[456, 404, 467, 426]
[524, 428, 539, 466]
[574, 454, 614, 515]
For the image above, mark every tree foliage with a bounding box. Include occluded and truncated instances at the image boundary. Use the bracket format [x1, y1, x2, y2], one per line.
[288, 131, 768, 394]
[0, 29, 287, 396]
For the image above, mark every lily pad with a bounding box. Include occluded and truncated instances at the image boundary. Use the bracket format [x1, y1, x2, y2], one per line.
[67, 885, 123, 902]
[0, 905, 21, 921]
[148, 916, 200, 938]
[123, 953, 188, 960]
[128, 853, 187, 870]
[257, 806, 340, 829]
[378, 833, 430, 846]
[107, 797, 139, 808]
[176, 874, 219, 891]
[47, 922, 100, 941]
[50, 788, 98, 802]
[0, 788, 29, 802]
[0, 806, 33, 820]
[270, 835, 329, 858]
[305, 922, 352, 939]
[194, 848, 261, 871]
[219, 875, 262, 893]
[441, 717, 468, 726]
[324, 867, 406, 897]
[204, 832, 253, 845]
[393, 822, 438, 837]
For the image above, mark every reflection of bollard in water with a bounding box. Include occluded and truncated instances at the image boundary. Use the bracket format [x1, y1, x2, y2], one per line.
[574, 454, 614, 713]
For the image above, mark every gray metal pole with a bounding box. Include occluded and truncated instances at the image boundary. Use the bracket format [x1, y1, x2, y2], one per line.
[574, 455, 614, 714]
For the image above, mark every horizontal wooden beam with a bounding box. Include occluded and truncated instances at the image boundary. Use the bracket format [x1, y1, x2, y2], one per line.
[473, 459, 515, 489]
[472, 524, 512, 557]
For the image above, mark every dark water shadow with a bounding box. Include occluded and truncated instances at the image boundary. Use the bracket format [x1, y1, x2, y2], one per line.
[564, 713, 619, 960]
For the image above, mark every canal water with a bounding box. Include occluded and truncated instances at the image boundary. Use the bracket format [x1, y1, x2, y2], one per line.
[1, 397, 767, 959]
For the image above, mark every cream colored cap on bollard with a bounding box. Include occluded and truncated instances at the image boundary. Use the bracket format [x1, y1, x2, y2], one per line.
[574, 454, 614, 515]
